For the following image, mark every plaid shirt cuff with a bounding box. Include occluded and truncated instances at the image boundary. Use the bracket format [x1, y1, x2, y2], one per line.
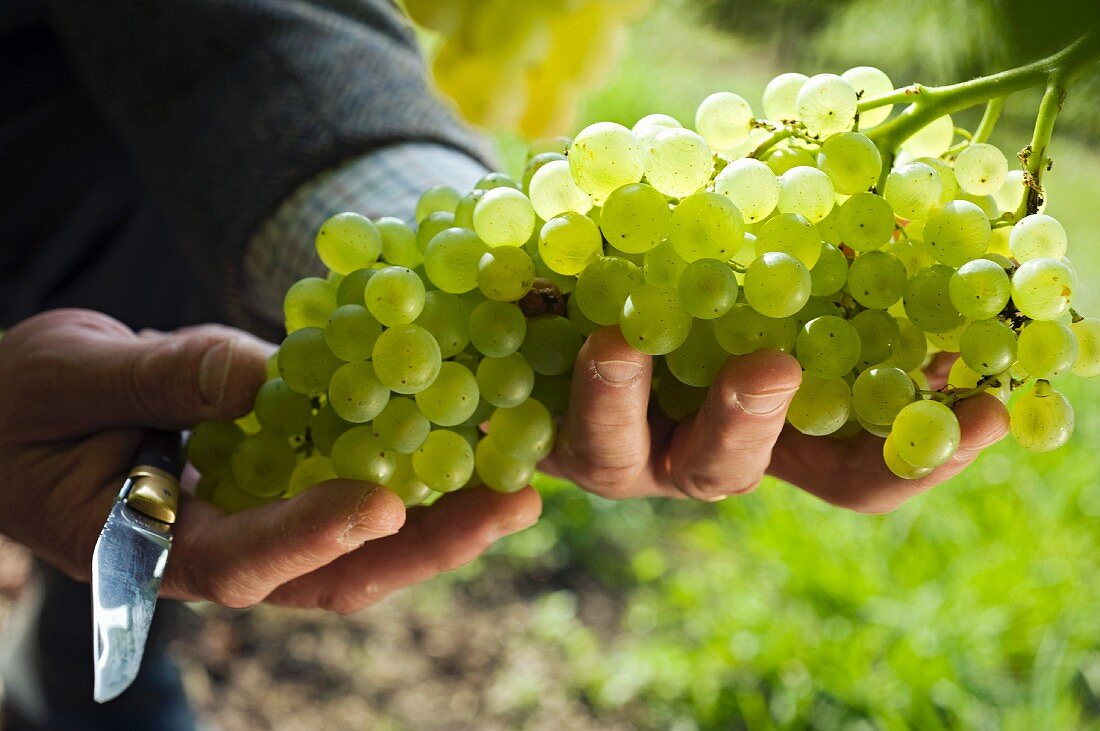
[242, 142, 488, 327]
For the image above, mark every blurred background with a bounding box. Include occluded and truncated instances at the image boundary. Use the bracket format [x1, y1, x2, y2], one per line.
[3, 1, 1099, 728]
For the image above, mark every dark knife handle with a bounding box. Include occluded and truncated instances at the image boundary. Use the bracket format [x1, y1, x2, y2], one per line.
[133, 430, 186, 479]
[125, 430, 186, 525]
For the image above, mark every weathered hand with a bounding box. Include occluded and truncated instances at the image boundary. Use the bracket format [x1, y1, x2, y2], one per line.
[542, 327, 1008, 513]
[0, 309, 540, 612]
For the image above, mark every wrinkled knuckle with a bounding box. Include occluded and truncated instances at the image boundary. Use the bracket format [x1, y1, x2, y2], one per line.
[200, 571, 257, 609]
[672, 469, 761, 501]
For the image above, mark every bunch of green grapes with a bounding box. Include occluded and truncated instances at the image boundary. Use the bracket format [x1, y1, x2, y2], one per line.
[404, 0, 654, 137]
[189, 65, 1100, 509]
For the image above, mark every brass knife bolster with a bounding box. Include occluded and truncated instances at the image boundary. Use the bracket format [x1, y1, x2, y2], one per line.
[124, 465, 180, 526]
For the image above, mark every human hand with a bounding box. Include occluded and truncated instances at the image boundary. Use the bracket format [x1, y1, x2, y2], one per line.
[0, 309, 540, 612]
[541, 327, 1009, 513]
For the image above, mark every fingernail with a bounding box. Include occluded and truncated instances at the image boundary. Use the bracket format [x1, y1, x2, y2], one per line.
[490, 511, 538, 541]
[737, 388, 797, 415]
[594, 360, 644, 385]
[340, 488, 402, 548]
[198, 339, 235, 406]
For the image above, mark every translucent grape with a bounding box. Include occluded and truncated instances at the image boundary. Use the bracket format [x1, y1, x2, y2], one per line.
[793, 297, 843, 330]
[713, 158, 779, 223]
[372, 397, 430, 453]
[755, 213, 821, 268]
[678, 259, 739, 319]
[901, 115, 954, 158]
[960, 319, 1017, 375]
[891, 399, 960, 469]
[852, 366, 915, 425]
[763, 72, 808, 121]
[231, 432, 296, 497]
[568, 122, 645, 204]
[787, 375, 851, 436]
[669, 191, 744, 262]
[415, 184, 461, 222]
[883, 434, 933, 480]
[284, 277, 337, 332]
[1017, 320, 1078, 378]
[254, 378, 312, 437]
[764, 146, 816, 175]
[453, 189, 485, 230]
[694, 91, 753, 149]
[852, 309, 900, 369]
[816, 132, 881, 195]
[385, 453, 435, 506]
[946, 358, 1010, 403]
[744, 252, 811, 319]
[666, 319, 728, 387]
[953, 143, 1008, 196]
[475, 435, 535, 493]
[328, 361, 390, 423]
[364, 266, 425, 326]
[477, 353, 535, 408]
[521, 315, 585, 374]
[645, 128, 713, 198]
[620, 284, 693, 355]
[371, 324, 442, 394]
[475, 172, 520, 191]
[809, 243, 848, 296]
[278, 327, 343, 395]
[884, 162, 942, 221]
[776, 166, 835, 223]
[600, 183, 671, 254]
[331, 426, 396, 484]
[540, 212, 603, 275]
[796, 315, 861, 378]
[1071, 317, 1100, 377]
[315, 212, 382, 274]
[188, 420, 244, 478]
[714, 303, 797, 355]
[473, 187, 536, 247]
[1011, 257, 1076, 321]
[904, 265, 965, 334]
[881, 318, 928, 372]
[522, 151, 567, 192]
[476, 246, 535, 302]
[489, 398, 555, 460]
[992, 169, 1025, 214]
[1009, 214, 1068, 262]
[632, 113, 682, 145]
[415, 291, 469, 358]
[575, 256, 644, 325]
[841, 66, 894, 128]
[412, 430, 475, 493]
[847, 250, 906, 309]
[424, 227, 490, 293]
[1010, 381, 1074, 452]
[335, 269, 374, 308]
[528, 159, 594, 220]
[948, 259, 1011, 321]
[795, 74, 857, 137]
[836, 193, 895, 251]
[469, 301, 527, 357]
[286, 455, 337, 498]
[414, 361, 479, 427]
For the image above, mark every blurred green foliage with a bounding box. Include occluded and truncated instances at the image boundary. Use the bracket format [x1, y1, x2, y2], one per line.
[475, 3, 1100, 728]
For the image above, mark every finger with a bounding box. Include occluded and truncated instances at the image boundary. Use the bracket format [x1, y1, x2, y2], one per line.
[664, 349, 801, 500]
[1, 309, 269, 439]
[264, 486, 541, 613]
[769, 393, 1010, 513]
[543, 327, 656, 498]
[161, 480, 407, 607]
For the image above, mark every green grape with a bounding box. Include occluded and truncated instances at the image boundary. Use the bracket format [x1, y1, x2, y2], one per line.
[328, 361, 390, 423]
[468, 301, 527, 357]
[568, 122, 645, 204]
[475, 435, 536, 493]
[847, 250, 906, 309]
[1010, 381, 1075, 452]
[632, 113, 682, 145]
[694, 91, 753, 149]
[993, 169, 1025, 213]
[809, 242, 848, 296]
[717, 303, 796, 353]
[424, 227, 490, 293]
[923, 200, 991, 266]
[891, 399, 960, 469]
[795, 74, 857, 137]
[642, 238, 689, 286]
[530, 374, 572, 417]
[795, 315, 861, 377]
[235, 411, 261, 435]
[926, 323, 965, 353]
[475, 172, 520, 191]
[567, 292, 600, 336]
[415, 290, 470, 358]
[315, 212, 382, 274]
[539, 212, 603, 275]
[417, 212, 456, 255]
[762, 72, 808, 120]
[254, 378, 313, 437]
[231, 431, 296, 497]
[1071, 317, 1100, 377]
[713, 158, 779, 223]
[764, 146, 816, 175]
[852, 309, 900, 369]
[278, 327, 344, 395]
[960, 192, 999, 219]
[372, 397, 431, 453]
[520, 315, 585, 374]
[884, 162, 942, 221]
[283, 277, 337, 332]
[677, 259, 739, 319]
[1009, 214, 1068, 262]
[793, 296, 843, 330]
[376, 216, 422, 268]
[331, 426, 396, 484]
[415, 184, 462, 222]
[473, 187, 536, 247]
[286, 455, 337, 498]
[310, 404, 352, 456]
[411, 430, 475, 493]
[946, 357, 1010, 402]
[816, 205, 843, 245]
[528, 159, 593, 221]
[477, 353, 535, 408]
[836, 193, 895, 251]
[1017, 320, 1078, 378]
[575, 256, 644, 325]
[883, 237, 933, 277]
[776, 165, 835, 223]
[522, 151, 567, 192]
[335, 268, 374, 307]
[743, 252, 811, 319]
[620, 284, 693, 355]
[841, 66, 894, 128]
[364, 266, 425, 326]
[852, 366, 916, 425]
[385, 453, 436, 506]
[414, 361, 479, 426]
[264, 352, 279, 380]
[948, 259, 1011, 320]
[670, 191, 744, 262]
[816, 131, 881, 195]
[453, 189, 485, 230]
[755, 212, 822, 268]
[656, 372, 709, 420]
[188, 420, 244, 478]
[915, 157, 959, 204]
[883, 434, 933, 480]
[953, 143, 1008, 196]
[212, 474, 277, 513]
[371, 324, 442, 394]
[645, 128, 713, 198]
[731, 232, 757, 269]
[881, 318, 928, 372]
[960, 319, 1017, 375]
[901, 114, 955, 158]
[1011, 257, 1076, 321]
[324, 304, 382, 362]
[787, 375, 851, 436]
[904, 265, 965, 334]
[477, 246, 535, 301]
[489, 398, 555, 460]
[599, 183, 671, 254]
[666, 319, 728, 387]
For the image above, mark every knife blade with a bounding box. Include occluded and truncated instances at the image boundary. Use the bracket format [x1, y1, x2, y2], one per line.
[91, 429, 184, 703]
